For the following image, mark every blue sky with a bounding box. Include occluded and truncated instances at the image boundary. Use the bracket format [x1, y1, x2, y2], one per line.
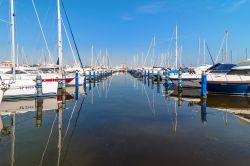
[0, 0, 250, 66]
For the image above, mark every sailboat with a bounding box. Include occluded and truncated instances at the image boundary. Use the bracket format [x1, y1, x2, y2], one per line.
[0, 0, 58, 100]
[168, 38, 213, 88]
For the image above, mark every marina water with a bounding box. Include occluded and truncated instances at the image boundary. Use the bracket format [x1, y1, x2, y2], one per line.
[1, 73, 250, 166]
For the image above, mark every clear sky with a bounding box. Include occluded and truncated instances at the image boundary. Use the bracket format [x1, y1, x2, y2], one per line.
[0, 0, 250, 67]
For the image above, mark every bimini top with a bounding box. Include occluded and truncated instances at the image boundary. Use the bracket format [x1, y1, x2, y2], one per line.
[206, 63, 236, 73]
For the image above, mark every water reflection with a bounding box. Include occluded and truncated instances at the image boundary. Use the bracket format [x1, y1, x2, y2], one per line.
[134, 74, 250, 128]
[1, 73, 250, 166]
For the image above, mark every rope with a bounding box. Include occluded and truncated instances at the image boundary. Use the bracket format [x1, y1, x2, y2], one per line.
[205, 42, 215, 65]
[61, 19, 78, 66]
[62, 97, 85, 165]
[31, 0, 53, 64]
[61, 100, 78, 148]
[39, 113, 58, 166]
[215, 34, 226, 63]
[61, 0, 84, 69]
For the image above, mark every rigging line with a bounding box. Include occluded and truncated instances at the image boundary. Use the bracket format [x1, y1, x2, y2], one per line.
[95, 51, 101, 67]
[106, 76, 113, 97]
[215, 34, 226, 63]
[61, 19, 77, 65]
[95, 83, 102, 97]
[62, 97, 85, 165]
[38, 113, 58, 166]
[143, 38, 153, 67]
[166, 29, 175, 64]
[0, 18, 10, 24]
[61, 0, 84, 69]
[61, 100, 78, 148]
[42, 0, 53, 25]
[142, 83, 153, 112]
[205, 42, 215, 65]
[31, 0, 53, 63]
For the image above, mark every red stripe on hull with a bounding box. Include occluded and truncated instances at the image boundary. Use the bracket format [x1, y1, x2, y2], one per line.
[33, 78, 74, 83]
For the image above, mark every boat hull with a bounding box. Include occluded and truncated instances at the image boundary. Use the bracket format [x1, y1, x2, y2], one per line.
[1, 79, 58, 100]
[171, 79, 201, 88]
[207, 82, 250, 95]
[67, 76, 85, 86]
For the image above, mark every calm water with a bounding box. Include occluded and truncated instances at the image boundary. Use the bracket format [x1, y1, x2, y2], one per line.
[1, 73, 250, 166]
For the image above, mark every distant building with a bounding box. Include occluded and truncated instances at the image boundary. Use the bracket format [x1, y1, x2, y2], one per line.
[0, 61, 12, 67]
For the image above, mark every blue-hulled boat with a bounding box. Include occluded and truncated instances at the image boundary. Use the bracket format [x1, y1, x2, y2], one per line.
[207, 60, 250, 96]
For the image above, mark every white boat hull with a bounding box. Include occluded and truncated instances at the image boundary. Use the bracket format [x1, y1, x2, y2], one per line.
[169, 73, 201, 88]
[1, 79, 58, 100]
[67, 76, 85, 86]
[0, 97, 58, 115]
[171, 79, 201, 88]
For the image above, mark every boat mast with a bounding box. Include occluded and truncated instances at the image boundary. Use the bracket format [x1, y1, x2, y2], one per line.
[225, 31, 228, 63]
[106, 48, 108, 68]
[11, 114, 16, 166]
[175, 24, 178, 69]
[57, 106, 62, 166]
[10, 0, 16, 78]
[203, 40, 206, 65]
[179, 46, 182, 67]
[152, 35, 156, 67]
[57, 0, 63, 72]
[91, 45, 94, 67]
[16, 44, 19, 67]
[198, 38, 200, 66]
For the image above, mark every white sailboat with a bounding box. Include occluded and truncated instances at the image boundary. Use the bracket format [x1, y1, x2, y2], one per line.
[0, 0, 58, 100]
[168, 38, 211, 88]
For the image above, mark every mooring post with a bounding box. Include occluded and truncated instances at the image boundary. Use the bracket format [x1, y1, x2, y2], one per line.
[100, 71, 102, 79]
[35, 98, 43, 128]
[75, 85, 79, 100]
[93, 71, 96, 82]
[178, 69, 182, 93]
[157, 83, 160, 93]
[201, 98, 207, 124]
[178, 92, 182, 107]
[83, 75, 87, 93]
[75, 70, 79, 86]
[157, 71, 161, 81]
[62, 71, 66, 90]
[36, 75, 43, 97]
[97, 71, 99, 81]
[165, 70, 169, 87]
[201, 71, 207, 99]
[89, 71, 92, 82]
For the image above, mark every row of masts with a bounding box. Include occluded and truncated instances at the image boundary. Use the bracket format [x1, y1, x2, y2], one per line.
[132, 25, 181, 69]
[132, 26, 237, 69]
[91, 46, 111, 68]
[9, 0, 68, 79]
